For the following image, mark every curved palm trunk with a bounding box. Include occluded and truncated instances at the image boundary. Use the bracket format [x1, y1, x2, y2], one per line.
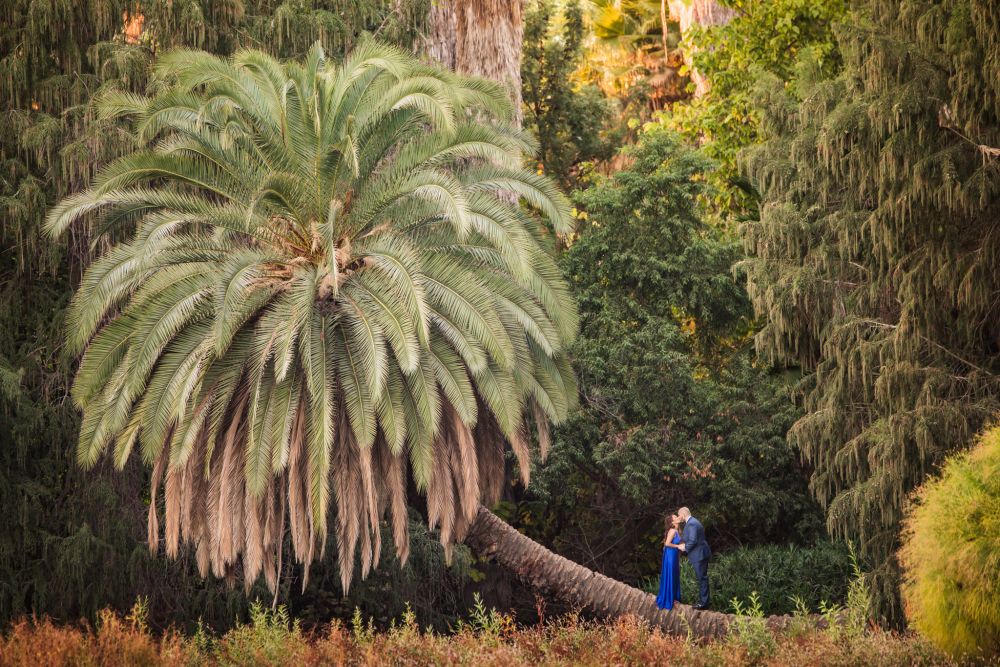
[465, 506, 808, 638]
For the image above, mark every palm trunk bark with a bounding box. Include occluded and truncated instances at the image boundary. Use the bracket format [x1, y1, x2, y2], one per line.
[425, 0, 523, 126]
[465, 505, 809, 638]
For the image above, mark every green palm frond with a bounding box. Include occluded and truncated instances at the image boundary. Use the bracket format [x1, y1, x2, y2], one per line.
[50, 41, 578, 594]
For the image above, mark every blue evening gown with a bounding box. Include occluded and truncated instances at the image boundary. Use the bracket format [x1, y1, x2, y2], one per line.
[655, 533, 682, 610]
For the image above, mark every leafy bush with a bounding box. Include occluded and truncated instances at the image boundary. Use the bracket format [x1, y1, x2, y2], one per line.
[728, 592, 776, 661]
[659, 0, 846, 213]
[522, 0, 617, 190]
[644, 540, 852, 615]
[901, 424, 1000, 659]
[216, 603, 307, 666]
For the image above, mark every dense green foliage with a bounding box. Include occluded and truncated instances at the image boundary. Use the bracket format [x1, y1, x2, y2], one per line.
[644, 540, 852, 616]
[741, 0, 1000, 625]
[518, 129, 823, 585]
[521, 1, 618, 190]
[661, 0, 846, 213]
[901, 425, 1000, 659]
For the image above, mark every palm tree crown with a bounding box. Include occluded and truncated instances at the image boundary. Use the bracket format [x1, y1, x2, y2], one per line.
[47, 41, 577, 593]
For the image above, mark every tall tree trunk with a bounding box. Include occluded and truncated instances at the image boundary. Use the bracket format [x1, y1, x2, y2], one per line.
[667, 0, 736, 97]
[425, 1, 457, 71]
[465, 506, 811, 637]
[425, 0, 524, 125]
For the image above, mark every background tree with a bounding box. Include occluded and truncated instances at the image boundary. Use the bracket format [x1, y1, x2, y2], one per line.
[660, 0, 846, 214]
[741, 0, 1000, 624]
[425, 0, 525, 123]
[513, 129, 825, 605]
[521, 0, 618, 191]
[578, 0, 688, 116]
[665, 0, 736, 98]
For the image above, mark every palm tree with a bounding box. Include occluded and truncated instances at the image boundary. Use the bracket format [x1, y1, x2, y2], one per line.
[46, 41, 578, 594]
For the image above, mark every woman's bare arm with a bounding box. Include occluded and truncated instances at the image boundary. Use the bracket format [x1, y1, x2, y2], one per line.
[664, 528, 679, 547]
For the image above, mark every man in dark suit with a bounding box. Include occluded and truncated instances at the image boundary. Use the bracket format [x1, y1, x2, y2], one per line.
[677, 506, 711, 609]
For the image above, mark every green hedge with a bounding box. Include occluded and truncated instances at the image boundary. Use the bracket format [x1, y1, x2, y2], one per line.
[644, 541, 852, 615]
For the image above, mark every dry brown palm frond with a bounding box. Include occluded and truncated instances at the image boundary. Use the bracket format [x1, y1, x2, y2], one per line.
[269, 479, 287, 595]
[286, 396, 309, 561]
[196, 537, 210, 578]
[228, 414, 249, 572]
[243, 486, 265, 591]
[475, 413, 506, 508]
[428, 428, 457, 556]
[333, 407, 363, 592]
[448, 402, 479, 528]
[215, 421, 240, 570]
[213, 390, 249, 573]
[164, 459, 182, 558]
[373, 435, 409, 565]
[182, 432, 208, 546]
[259, 476, 278, 592]
[534, 401, 551, 461]
[358, 440, 380, 577]
[205, 443, 224, 578]
[379, 437, 410, 565]
[148, 446, 168, 555]
[509, 420, 531, 487]
[179, 445, 194, 545]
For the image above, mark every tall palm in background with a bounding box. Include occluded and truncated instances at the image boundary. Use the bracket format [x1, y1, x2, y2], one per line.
[46, 41, 577, 594]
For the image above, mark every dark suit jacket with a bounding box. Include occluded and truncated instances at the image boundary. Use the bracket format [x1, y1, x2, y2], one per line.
[681, 517, 712, 564]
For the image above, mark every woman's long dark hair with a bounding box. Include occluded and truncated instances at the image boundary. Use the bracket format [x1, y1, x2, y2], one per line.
[664, 514, 684, 543]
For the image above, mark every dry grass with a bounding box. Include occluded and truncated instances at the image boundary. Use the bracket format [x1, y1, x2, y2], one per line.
[0, 603, 966, 667]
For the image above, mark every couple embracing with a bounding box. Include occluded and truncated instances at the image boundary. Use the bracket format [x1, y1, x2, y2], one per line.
[656, 507, 712, 611]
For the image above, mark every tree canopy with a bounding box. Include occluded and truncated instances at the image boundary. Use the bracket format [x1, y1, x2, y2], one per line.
[520, 129, 822, 585]
[741, 0, 1000, 623]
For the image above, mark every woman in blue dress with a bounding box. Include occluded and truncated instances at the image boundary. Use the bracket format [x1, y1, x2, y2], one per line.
[656, 513, 683, 610]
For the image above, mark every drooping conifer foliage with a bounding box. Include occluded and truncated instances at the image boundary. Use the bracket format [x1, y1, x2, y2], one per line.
[47, 42, 577, 595]
[741, 0, 1000, 622]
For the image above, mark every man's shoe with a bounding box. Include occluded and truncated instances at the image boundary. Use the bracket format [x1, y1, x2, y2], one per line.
[692, 604, 707, 611]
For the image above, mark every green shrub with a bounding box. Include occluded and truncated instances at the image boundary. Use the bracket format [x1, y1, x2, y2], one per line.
[901, 424, 1000, 659]
[819, 545, 872, 642]
[216, 603, 307, 665]
[728, 592, 776, 661]
[643, 540, 852, 615]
